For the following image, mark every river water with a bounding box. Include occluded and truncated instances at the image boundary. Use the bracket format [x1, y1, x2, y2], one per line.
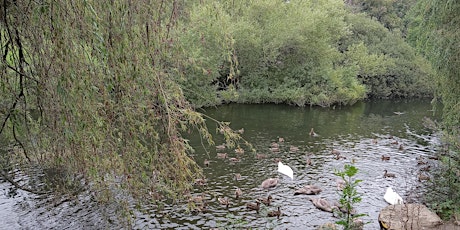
[0, 99, 442, 229]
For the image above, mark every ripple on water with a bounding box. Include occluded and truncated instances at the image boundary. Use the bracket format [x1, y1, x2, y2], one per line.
[0, 102, 442, 229]
[140, 130, 440, 230]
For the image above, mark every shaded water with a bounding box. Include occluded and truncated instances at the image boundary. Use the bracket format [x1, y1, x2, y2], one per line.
[0, 99, 442, 229]
[133, 99, 441, 229]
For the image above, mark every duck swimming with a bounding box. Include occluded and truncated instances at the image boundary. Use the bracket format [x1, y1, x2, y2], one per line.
[229, 157, 241, 163]
[309, 197, 337, 213]
[331, 149, 341, 156]
[381, 155, 390, 161]
[261, 178, 279, 189]
[235, 147, 244, 154]
[235, 187, 243, 198]
[216, 144, 226, 150]
[267, 207, 281, 219]
[309, 128, 318, 137]
[383, 169, 396, 178]
[384, 187, 403, 205]
[257, 195, 273, 206]
[294, 185, 322, 195]
[336, 178, 346, 191]
[217, 153, 228, 159]
[256, 153, 267, 159]
[218, 197, 230, 208]
[234, 173, 242, 180]
[289, 146, 299, 152]
[246, 201, 260, 213]
[418, 173, 430, 181]
[306, 157, 312, 166]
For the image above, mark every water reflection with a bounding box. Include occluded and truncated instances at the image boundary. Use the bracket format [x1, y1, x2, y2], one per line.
[0, 99, 442, 229]
[168, 99, 440, 229]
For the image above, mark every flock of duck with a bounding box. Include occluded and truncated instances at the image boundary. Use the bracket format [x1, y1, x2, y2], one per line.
[189, 128, 436, 226]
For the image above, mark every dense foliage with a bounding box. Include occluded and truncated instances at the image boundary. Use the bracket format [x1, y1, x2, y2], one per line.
[0, 0, 447, 224]
[406, 0, 460, 219]
[177, 0, 433, 107]
[0, 0, 219, 213]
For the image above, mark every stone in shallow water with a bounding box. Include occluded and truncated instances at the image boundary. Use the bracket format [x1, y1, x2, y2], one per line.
[379, 204, 442, 230]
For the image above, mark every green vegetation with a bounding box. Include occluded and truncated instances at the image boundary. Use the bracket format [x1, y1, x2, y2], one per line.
[406, 0, 460, 220]
[334, 164, 367, 230]
[0, 0, 242, 219]
[1, 0, 455, 224]
[177, 0, 433, 107]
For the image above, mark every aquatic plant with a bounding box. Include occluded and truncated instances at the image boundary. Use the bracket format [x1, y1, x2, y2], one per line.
[334, 164, 367, 230]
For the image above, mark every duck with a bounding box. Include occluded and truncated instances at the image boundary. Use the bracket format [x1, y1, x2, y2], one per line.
[257, 195, 273, 206]
[336, 178, 346, 191]
[256, 153, 267, 159]
[271, 142, 280, 148]
[267, 206, 281, 219]
[309, 128, 318, 137]
[191, 201, 208, 214]
[237, 128, 244, 134]
[383, 169, 396, 178]
[194, 178, 207, 186]
[391, 140, 399, 145]
[353, 219, 364, 230]
[217, 152, 228, 159]
[381, 155, 390, 161]
[289, 146, 299, 152]
[420, 165, 431, 171]
[335, 154, 346, 160]
[235, 147, 244, 154]
[261, 178, 279, 189]
[309, 197, 337, 213]
[189, 194, 205, 203]
[218, 197, 230, 208]
[234, 173, 242, 180]
[278, 137, 285, 142]
[294, 185, 322, 195]
[398, 144, 404, 151]
[331, 149, 341, 156]
[216, 144, 226, 150]
[246, 201, 260, 213]
[417, 159, 428, 165]
[229, 157, 241, 163]
[278, 161, 294, 179]
[384, 187, 403, 205]
[235, 187, 243, 198]
[306, 157, 312, 166]
[372, 139, 378, 144]
[331, 200, 357, 215]
[204, 159, 210, 167]
[269, 147, 280, 152]
[418, 173, 430, 181]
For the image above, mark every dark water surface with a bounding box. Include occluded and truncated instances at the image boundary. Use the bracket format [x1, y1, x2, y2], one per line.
[1, 99, 442, 229]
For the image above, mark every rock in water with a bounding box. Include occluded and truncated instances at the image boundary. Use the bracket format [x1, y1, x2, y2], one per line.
[379, 204, 442, 230]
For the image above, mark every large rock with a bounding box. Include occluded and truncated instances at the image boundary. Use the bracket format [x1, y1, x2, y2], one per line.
[379, 204, 443, 229]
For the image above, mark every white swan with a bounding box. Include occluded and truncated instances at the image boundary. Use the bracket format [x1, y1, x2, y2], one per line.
[384, 187, 403, 205]
[278, 161, 294, 180]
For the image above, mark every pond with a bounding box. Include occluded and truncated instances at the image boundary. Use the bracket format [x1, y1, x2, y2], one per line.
[0, 99, 442, 229]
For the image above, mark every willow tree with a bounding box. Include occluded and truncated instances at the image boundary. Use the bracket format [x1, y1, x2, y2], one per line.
[407, 0, 460, 219]
[0, 0, 240, 216]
